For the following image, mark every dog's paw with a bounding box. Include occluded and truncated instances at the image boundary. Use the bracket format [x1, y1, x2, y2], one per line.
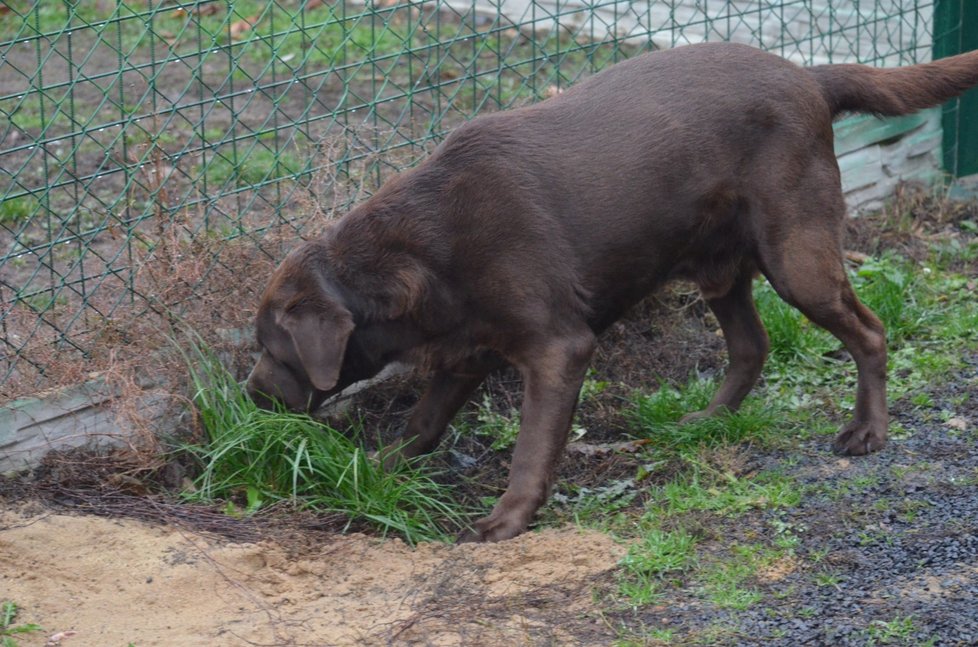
[679, 404, 731, 424]
[832, 422, 887, 456]
[679, 410, 708, 424]
[456, 511, 529, 543]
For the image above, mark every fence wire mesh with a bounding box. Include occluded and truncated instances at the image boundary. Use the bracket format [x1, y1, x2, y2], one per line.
[0, 1, 941, 397]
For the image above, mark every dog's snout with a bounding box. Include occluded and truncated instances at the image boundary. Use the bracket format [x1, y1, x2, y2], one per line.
[245, 360, 280, 410]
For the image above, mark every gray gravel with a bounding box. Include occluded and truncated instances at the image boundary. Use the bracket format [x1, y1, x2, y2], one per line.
[625, 355, 978, 646]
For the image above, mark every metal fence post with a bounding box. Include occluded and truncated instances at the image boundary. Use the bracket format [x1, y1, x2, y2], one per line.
[934, 0, 978, 177]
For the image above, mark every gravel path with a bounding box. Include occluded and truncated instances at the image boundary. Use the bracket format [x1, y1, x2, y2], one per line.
[624, 355, 978, 646]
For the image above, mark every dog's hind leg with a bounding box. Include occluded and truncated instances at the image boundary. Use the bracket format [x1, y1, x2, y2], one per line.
[383, 354, 503, 468]
[682, 270, 769, 422]
[759, 193, 888, 456]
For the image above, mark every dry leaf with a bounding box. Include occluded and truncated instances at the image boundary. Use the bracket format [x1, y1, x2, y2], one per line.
[158, 29, 179, 48]
[45, 631, 79, 646]
[566, 439, 651, 457]
[174, 4, 220, 17]
[230, 15, 259, 40]
[543, 85, 563, 98]
[947, 417, 968, 431]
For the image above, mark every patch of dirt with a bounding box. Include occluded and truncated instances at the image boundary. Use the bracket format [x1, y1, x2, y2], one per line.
[0, 509, 623, 647]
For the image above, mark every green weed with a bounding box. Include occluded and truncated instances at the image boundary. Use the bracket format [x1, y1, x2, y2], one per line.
[0, 602, 42, 647]
[551, 477, 639, 522]
[865, 615, 921, 645]
[579, 371, 610, 403]
[473, 393, 521, 451]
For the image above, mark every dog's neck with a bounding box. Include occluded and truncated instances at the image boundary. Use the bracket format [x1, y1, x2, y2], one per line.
[321, 168, 460, 325]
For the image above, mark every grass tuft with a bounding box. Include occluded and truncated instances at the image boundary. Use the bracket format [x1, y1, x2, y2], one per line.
[648, 468, 802, 517]
[618, 528, 697, 605]
[176, 336, 470, 544]
[629, 379, 777, 454]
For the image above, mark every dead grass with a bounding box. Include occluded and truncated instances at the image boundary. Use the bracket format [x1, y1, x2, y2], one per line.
[1, 126, 430, 442]
[846, 181, 978, 262]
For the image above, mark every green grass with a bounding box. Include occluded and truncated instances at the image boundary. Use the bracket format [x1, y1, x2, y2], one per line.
[1, 2, 404, 67]
[607, 451, 803, 611]
[0, 196, 40, 226]
[198, 146, 307, 190]
[754, 281, 836, 365]
[851, 255, 930, 342]
[648, 468, 802, 517]
[185, 0, 407, 71]
[698, 543, 787, 610]
[813, 571, 841, 588]
[629, 379, 778, 454]
[0, 602, 42, 647]
[177, 337, 470, 544]
[864, 615, 924, 646]
[614, 628, 675, 647]
[617, 528, 697, 605]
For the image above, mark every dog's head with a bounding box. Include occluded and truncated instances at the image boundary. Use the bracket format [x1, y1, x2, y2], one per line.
[246, 244, 356, 412]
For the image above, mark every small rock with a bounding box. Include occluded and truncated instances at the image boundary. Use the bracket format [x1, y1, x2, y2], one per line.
[947, 417, 968, 431]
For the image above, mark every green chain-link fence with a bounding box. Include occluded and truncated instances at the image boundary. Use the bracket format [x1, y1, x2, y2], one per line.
[0, 1, 954, 397]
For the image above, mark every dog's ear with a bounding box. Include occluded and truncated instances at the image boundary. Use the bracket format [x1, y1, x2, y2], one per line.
[279, 300, 354, 392]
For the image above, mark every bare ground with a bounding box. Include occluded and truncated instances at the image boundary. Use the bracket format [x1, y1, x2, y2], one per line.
[0, 507, 623, 647]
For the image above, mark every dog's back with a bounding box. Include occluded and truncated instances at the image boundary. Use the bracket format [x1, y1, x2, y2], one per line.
[422, 43, 978, 325]
[425, 44, 831, 323]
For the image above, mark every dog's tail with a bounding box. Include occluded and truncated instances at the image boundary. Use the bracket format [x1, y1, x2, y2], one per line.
[809, 50, 978, 117]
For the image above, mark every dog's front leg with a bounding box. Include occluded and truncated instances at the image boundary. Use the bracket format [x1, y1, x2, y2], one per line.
[459, 332, 596, 542]
[382, 354, 504, 469]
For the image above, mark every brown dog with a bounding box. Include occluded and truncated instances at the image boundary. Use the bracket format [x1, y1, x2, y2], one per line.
[247, 42, 978, 542]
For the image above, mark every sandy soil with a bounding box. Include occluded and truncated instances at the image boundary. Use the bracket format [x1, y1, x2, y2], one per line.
[0, 510, 624, 647]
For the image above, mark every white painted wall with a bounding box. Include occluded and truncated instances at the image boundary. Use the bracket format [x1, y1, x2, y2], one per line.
[451, 0, 933, 66]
